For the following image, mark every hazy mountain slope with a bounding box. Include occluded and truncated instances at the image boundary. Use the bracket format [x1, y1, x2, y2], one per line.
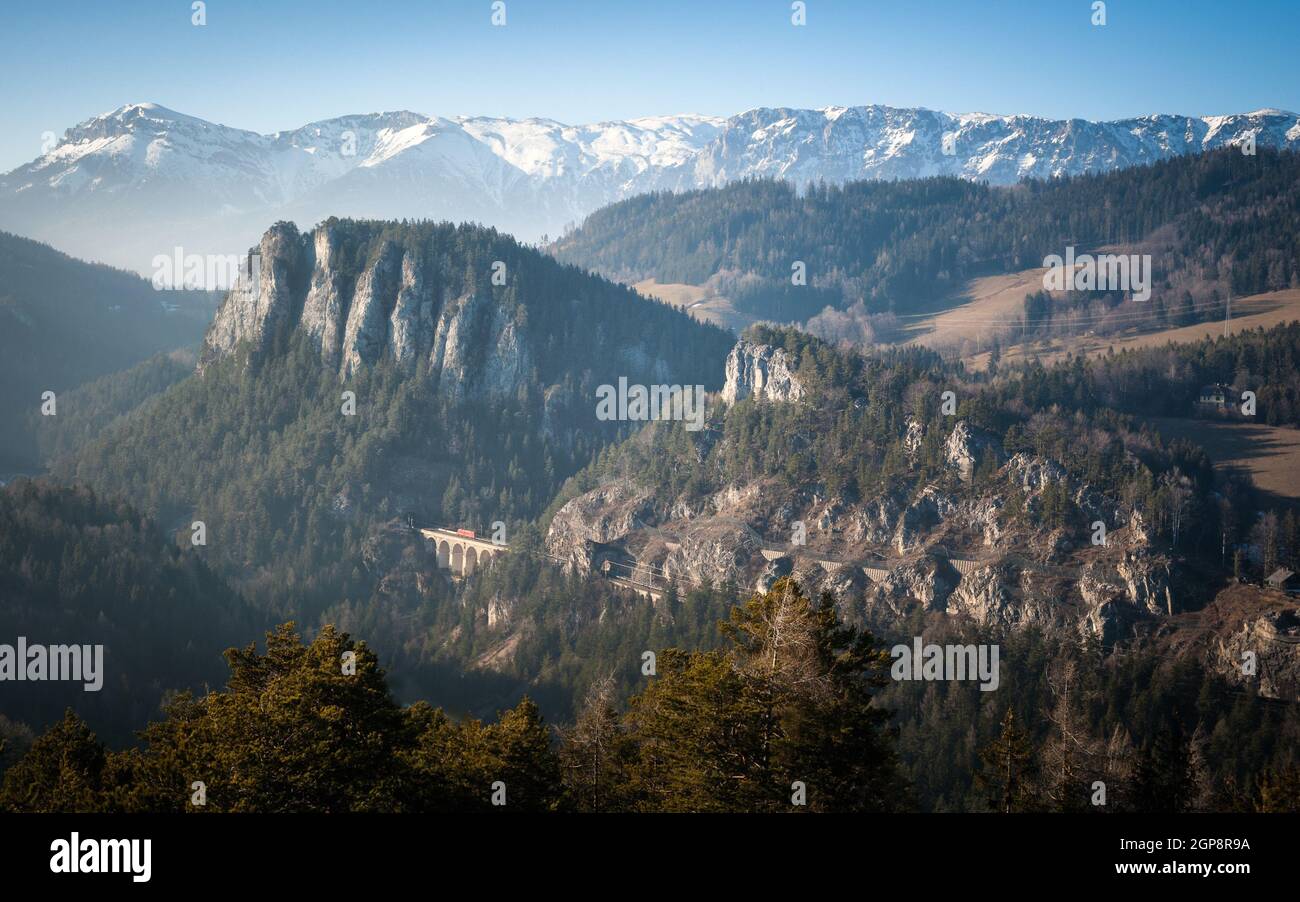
[0, 479, 258, 745]
[27, 350, 195, 466]
[0, 231, 214, 469]
[553, 147, 1300, 326]
[2, 102, 1296, 274]
[57, 219, 734, 619]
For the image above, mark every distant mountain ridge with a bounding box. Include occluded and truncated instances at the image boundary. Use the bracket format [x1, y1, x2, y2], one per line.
[552, 147, 1300, 327]
[2, 102, 1297, 275]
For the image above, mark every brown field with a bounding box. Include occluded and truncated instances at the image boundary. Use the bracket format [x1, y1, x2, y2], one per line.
[1141, 415, 1300, 504]
[899, 260, 1300, 372]
[633, 270, 1300, 362]
[632, 279, 755, 333]
[904, 268, 1058, 352]
[901, 274, 1300, 502]
[978, 288, 1300, 370]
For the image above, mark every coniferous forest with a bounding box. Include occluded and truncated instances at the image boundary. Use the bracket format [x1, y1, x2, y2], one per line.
[6, 316, 1300, 814]
[4, 14, 1300, 892]
[555, 148, 1300, 331]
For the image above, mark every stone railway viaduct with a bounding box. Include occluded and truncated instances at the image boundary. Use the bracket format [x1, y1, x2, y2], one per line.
[420, 525, 990, 603]
[418, 528, 506, 577]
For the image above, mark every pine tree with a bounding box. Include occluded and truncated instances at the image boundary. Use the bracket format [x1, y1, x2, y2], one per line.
[0, 710, 112, 813]
[560, 675, 629, 811]
[623, 579, 905, 812]
[1041, 662, 1095, 812]
[486, 697, 563, 811]
[1131, 722, 1197, 813]
[623, 648, 763, 812]
[721, 578, 906, 812]
[977, 709, 1039, 813]
[120, 623, 414, 813]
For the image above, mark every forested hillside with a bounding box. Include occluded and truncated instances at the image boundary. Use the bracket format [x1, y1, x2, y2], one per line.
[324, 520, 743, 719]
[309, 317, 1300, 752]
[6, 586, 1298, 813]
[1, 582, 907, 813]
[56, 220, 733, 621]
[517, 321, 1300, 809]
[882, 617, 1300, 812]
[552, 148, 1300, 328]
[551, 323, 1257, 569]
[27, 350, 195, 464]
[1007, 320, 1300, 428]
[6, 318, 1300, 810]
[0, 232, 215, 469]
[0, 480, 258, 745]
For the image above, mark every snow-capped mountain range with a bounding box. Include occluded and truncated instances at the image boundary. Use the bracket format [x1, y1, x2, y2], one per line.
[3, 102, 1298, 277]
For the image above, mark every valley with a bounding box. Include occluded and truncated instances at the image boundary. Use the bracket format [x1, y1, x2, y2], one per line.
[3, 117, 1299, 821]
[6, 1, 1300, 880]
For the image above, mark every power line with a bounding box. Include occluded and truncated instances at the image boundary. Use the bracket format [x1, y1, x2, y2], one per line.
[905, 295, 1244, 329]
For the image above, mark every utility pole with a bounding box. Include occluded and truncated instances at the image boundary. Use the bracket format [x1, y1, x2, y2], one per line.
[1225, 293, 1232, 338]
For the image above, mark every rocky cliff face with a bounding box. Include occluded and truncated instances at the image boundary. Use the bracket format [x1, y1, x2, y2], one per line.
[544, 417, 1189, 644]
[545, 479, 656, 572]
[944, 421, 1006, 481]
[721, 339, 805, 404]
[1215, 607, 1300, 700]
[202, 222, 538, 403]
[203, 223, 310, 364]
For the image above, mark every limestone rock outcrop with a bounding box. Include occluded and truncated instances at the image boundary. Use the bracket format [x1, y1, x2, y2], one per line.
[1215, 607, 1300, 700]
[721, 339, 805, 404]
[944, 421, 1006, 481]
[201, 223, 569, 407]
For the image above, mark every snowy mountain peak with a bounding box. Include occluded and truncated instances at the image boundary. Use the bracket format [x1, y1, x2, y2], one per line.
[3, 102, 1297, 276]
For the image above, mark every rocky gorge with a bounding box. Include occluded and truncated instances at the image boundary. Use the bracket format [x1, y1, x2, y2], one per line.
[540, 337, 1300, 699]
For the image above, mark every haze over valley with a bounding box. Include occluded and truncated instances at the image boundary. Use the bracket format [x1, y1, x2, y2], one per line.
[2, 3, 1300, 857]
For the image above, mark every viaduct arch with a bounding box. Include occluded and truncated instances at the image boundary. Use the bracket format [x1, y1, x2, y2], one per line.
[419, 527, 505, 577]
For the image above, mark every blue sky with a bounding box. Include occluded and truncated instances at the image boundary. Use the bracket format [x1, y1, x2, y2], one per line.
[2, 0, 1297, 172]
